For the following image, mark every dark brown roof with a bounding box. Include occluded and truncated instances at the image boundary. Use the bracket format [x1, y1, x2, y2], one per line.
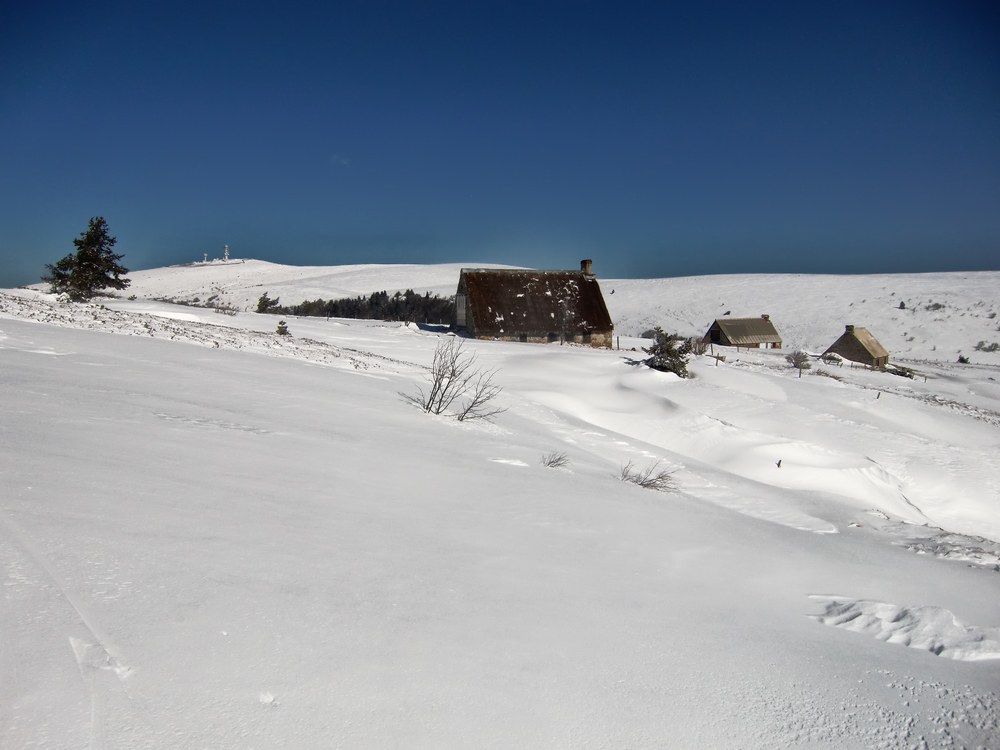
[824, 327, 889, 361]
[709, 317, 782, 346]
[849, 328, 889, 359]
[459, 269, 613, 337]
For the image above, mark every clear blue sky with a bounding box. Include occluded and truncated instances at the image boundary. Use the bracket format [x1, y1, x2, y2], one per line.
[2, 0, 998, 288]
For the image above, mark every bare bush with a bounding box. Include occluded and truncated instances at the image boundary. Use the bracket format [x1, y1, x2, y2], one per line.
[811, 368, 844, 382]
[541, 451, 569, 469]
[454, 368, 505, 422]
[619, 461, 675, 492]
[687, 337, 708, 355]
[403, 339, 506, 422]
[210, 300, 239, 316]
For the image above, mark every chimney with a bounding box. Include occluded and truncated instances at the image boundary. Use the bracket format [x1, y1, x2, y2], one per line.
[846, 325, 855, 333]
[580, 259, 594, 276]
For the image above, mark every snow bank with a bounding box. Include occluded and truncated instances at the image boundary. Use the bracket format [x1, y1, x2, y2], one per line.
[810, 596, 1000, 661]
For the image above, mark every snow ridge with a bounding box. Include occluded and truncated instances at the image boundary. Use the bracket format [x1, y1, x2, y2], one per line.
[809, 595, 1000, 661]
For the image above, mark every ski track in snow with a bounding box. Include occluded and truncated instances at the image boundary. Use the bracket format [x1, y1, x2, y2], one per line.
[0, 512, 141, 746]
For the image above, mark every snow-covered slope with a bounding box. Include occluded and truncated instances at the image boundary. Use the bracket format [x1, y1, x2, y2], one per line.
[607, 271, 1000, 364]
[110, 259, 1000, 364]
[2, 264, 999, 748]
[117, 259, 514, 314]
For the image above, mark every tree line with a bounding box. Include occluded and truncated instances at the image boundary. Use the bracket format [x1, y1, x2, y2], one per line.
[257, 289, 455, 324]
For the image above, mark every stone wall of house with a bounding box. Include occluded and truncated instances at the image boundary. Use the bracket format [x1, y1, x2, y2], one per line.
[472, 331, 613, 349]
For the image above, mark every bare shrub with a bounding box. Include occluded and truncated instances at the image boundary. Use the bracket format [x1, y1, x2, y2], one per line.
[541, 451, 569, 469]
[687, 337, 708, 355]
[211, 301, 238, 316]
[811, 368, 844, 382]
[403, 339, 506, 422]
[454, 368, 505, 422]
[619, 460, 675, 492]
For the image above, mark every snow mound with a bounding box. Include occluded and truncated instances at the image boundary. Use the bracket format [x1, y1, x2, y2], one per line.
[809, 596, 1000, 661]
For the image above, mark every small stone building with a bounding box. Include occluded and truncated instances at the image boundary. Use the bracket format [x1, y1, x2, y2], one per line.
[823, 325, 889, 368]
[703, 315, 782, 349]
[454, 260, 614, 348]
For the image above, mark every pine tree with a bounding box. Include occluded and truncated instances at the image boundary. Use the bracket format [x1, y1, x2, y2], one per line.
[43, 217, 130, 300]
[256, 291, 281, 313]
[643, 327, 691, 378]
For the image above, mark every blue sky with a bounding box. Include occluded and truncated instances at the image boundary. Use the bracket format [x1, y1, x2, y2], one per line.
[2, 1, 998, 288]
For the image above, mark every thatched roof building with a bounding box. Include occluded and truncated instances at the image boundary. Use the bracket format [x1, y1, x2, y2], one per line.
[703, 315, 782, 349]
[823, 325, 889, 368]
[454, 260, 614, 347]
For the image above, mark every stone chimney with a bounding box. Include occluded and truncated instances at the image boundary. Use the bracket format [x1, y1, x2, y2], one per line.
[580, 259, 594, 276]
[846, 324, 855, 333]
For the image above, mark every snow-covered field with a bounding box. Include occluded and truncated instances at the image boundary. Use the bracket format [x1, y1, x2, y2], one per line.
[2, 261, 999, 748]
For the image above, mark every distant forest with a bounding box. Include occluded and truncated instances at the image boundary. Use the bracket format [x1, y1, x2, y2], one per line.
[257, 290, 455, 324]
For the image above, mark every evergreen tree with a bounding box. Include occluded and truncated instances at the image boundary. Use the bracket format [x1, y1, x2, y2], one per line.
[643, 327, 691, 378]
[256, 291, 281, 313]
[43, 217, 130, 300]
[276, 288, 455, 323]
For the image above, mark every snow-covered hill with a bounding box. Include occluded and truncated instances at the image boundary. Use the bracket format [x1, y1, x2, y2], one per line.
[117, 259, 511, 314]
[2, 263, 999, 748]
[109, 259, 1000, 363]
